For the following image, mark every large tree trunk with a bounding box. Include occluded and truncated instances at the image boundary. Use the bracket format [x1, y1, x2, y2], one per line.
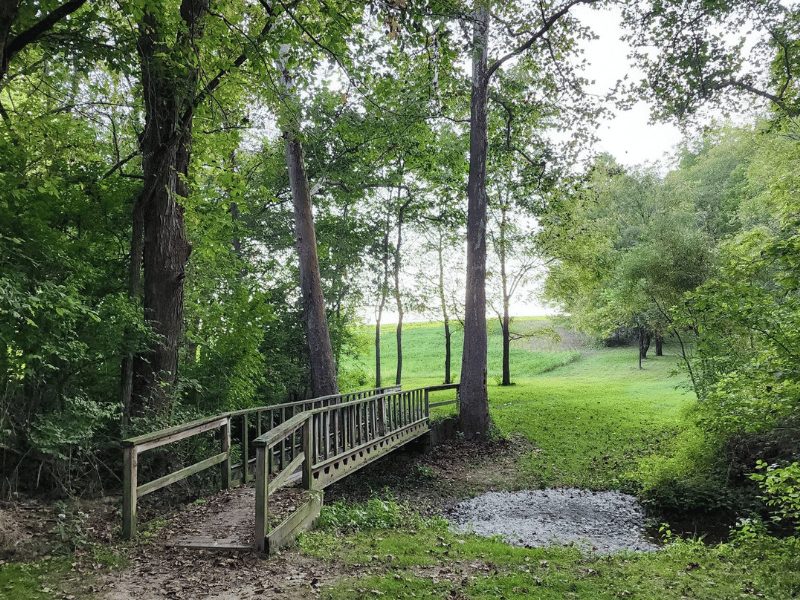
[437, 232, 452, 384]
[460, 4, 493, 439]
[131, 3, 202, 417]
[286, 137, 339, 399]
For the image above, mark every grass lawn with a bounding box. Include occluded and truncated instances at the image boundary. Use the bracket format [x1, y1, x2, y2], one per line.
[300, 319, 799, 599]
[347, 318, 693, 490]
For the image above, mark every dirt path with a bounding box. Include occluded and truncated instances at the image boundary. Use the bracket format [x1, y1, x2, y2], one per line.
[92, 438, 526, 599]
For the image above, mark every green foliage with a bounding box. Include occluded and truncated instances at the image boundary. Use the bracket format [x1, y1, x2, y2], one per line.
[751, 460, 800, 531]
[49, 501, 90, 555]
[316, 498, 404, 532]
[0, 558, 74, 600]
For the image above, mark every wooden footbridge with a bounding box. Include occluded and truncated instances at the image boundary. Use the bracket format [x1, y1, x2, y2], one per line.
[121, 384, 458, 552]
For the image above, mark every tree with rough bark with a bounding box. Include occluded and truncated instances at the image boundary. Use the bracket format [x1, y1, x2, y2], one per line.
[460, 0, 603, 438]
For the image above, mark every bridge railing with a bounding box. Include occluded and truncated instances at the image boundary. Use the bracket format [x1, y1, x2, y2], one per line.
[120, 385, 399, 540]
[253, 383, 459, 552]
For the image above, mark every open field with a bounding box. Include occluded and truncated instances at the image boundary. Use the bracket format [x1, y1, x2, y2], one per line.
[349, 318, 692, 490]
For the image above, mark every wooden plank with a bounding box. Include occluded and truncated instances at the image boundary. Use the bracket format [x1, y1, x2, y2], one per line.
[122, 446, 137, 539]
[137, 452, 227, 497]
[242, 413, 250, 484]
[221, 418, 231, 489]
[424, 383, 460, 393]
[280, 406, 287, 471]
[254, 410, 308, 449]
[302, 417, 313, 489]
[172, 541, 253, 551]
[125, 416, 229, 453]
[429, 400, 458, 408]
[269, 452, 305, 495]
[266, 491, 323, 554]
[254, 446, 269, 553]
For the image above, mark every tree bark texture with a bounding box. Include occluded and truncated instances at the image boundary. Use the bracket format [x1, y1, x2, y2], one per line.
[394, 193, 410, 387]
[499, 205, 511, 386]
[121, 194, 144, 425]
[0, 0, 20, 83]
[131, 3, 203, 417]
[286, 137, 339, 399]
[375, 219, 391, 388]
[437, 234, 451, 384]
[460, 4, 493, 439]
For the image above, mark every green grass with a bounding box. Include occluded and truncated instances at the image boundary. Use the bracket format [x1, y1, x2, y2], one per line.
[0, 558, 73, 600]
[491, 344, 691, 490]
[296, 318, 800, 600]
[346, 318, 691, 490]
[343, 318, 580, 390]
[301, 502, 800, 600]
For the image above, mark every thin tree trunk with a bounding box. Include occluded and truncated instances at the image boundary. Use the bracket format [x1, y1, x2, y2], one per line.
[655, 334, 664, 356]
[286, 136, 339, 399]
[499, 205, 511, 386]
[460, 3, 493, 439]
[638, 327, 651, 368]
[394, 191, 410, 387]
[121, 193, 144, 425]
[375, 316, 382, 388]
[375, 221, 390, 388]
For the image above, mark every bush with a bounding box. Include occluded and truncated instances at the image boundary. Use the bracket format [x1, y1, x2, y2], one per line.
[751, 460, 800, 532]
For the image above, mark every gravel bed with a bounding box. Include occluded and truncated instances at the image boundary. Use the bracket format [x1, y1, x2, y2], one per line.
[449, 488, 661, 554]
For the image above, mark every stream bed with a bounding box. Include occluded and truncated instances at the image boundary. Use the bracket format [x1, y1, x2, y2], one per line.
[448, 488, 661, 554]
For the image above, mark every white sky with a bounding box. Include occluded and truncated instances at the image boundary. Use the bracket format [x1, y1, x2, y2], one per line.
[575, 4, 685, 168]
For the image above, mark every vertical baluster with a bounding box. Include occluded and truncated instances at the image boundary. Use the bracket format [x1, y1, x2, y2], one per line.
[280, 406, 287, 470]
[337, 406, 343, 454]
[242, 413, 250, 483]
[372, 397, 378, 439]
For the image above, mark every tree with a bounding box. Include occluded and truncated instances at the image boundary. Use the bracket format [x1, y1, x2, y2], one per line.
[623, 0, 800, 122]
[459, 0, 602, 438]
[129, 0, 209, 417]
[539, 156, 715, 367]
[284, 129, 340, 398]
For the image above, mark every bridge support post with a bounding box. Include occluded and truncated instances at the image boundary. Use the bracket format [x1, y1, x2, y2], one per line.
[254, 443, 269, 552]
[122, 446, 137, 540]
[302, 415, 313, 489]
[221, 417, 231, 489]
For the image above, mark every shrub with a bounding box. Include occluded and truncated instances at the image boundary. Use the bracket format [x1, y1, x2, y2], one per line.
[751, 460, 800, 532]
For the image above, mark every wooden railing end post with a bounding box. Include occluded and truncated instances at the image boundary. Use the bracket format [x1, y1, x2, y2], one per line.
[122, 446, 137, 540]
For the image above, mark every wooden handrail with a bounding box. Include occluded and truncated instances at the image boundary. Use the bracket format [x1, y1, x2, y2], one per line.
[121, 385, 396, 540]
